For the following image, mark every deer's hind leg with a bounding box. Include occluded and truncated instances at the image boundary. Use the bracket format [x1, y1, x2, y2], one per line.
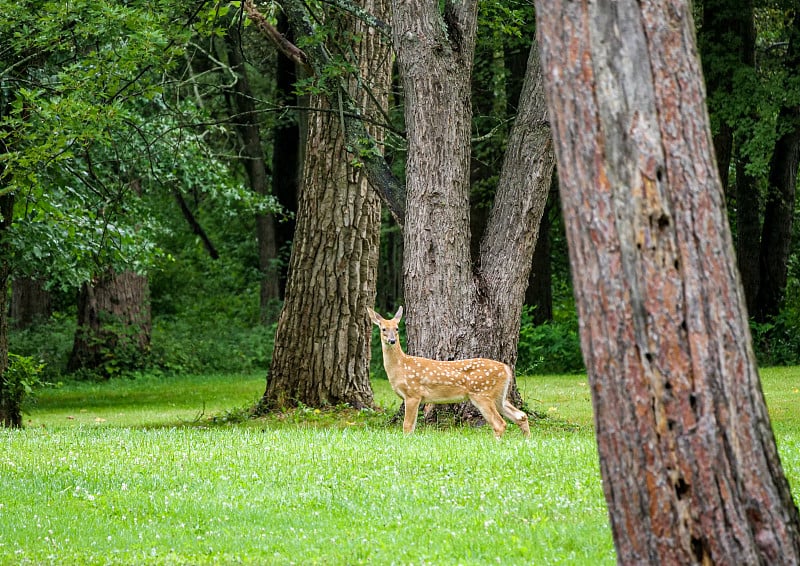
[469, 395, 507, 438]
[498, 399, 531, 438]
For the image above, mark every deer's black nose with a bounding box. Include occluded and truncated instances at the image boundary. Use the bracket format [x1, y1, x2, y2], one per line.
[387, 337, 396, 345]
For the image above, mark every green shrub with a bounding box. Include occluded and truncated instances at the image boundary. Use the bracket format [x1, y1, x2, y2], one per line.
[1, 353, 46, 426]
[751, 305, 800, 367]
[149, 316, 276, 375]
[516, 307, 585, 375]
[9, 309, 276, 380]
[8, 313, 75, 380]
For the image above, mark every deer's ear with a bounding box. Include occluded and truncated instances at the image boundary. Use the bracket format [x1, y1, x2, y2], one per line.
[367, 307, 381, 325]
[393, 306, 403, 321]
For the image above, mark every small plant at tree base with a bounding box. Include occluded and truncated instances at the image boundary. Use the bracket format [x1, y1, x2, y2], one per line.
[0, 353, 46, 427]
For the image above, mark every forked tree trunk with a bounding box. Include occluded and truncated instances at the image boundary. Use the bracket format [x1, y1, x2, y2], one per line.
[68, 270, 151, 376]
[535, 0, 800, 562]
[260, 0, 391, 410]
[392, 2, 554, 423]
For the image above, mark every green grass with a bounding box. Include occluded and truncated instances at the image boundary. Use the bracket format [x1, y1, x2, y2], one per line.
[2, 368, 799, 565]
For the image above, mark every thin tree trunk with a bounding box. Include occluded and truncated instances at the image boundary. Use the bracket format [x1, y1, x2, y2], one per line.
[224, 23, 281, 324]
[525, 186, 556, 324]
[173, 189, 219, 259]
[377, 210, 403, 312]
[260, 0, 391, 410]
[756, 104, 800, 321]
[535, 0, 800, 562]
[755, 9, 800, 322]
[0, 192, 19, 427]
[736, 153, 762, 314]
[271, 14, 301, 297]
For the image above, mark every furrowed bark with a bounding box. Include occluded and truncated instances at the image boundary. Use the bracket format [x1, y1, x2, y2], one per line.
[535, 0, 800, 562]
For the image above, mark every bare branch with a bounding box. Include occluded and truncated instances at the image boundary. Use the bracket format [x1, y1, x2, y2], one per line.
[243, 0, 309, 70]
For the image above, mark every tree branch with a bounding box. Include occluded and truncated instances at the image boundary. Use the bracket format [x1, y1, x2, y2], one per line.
[173, 189, 220, 259]
[243, 0, 309, 70]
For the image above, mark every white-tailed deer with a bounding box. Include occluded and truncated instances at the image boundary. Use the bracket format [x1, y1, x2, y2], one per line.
[368, 306, 531, 438]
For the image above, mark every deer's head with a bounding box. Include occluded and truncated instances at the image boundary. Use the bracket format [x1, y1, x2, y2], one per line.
[368, 306, 403, 346]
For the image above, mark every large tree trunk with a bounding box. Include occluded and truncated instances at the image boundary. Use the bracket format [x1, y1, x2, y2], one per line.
[535, 1, 800, 563]
[223, 24, 281, 324]
[10, 277, 51, 329]
[68, 270, 151, 376]
[0, 192, 18, 427]
[260, 0, 391, 410]
[755, 9, 800, 322]
[392, 0, 478, 360]
[525, 186, 556, 325]
[392, 3, 554, 425]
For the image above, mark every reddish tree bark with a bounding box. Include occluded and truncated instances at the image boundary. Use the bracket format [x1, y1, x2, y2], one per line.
[535, 0, 800, 563]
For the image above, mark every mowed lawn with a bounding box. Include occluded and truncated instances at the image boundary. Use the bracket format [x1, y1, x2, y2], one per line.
[1, 368, 799, 565]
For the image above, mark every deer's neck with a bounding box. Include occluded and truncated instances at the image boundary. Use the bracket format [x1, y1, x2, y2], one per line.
[381, 342, 407, 375]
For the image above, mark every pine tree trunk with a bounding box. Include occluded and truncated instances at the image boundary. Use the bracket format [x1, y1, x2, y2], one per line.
[68, 271, 151, 376]
[535, 1, 800, 562]
[261, 0, 391, 410]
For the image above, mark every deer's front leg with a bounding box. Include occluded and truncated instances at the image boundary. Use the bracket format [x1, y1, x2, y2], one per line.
[403, 397, 421, 434]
